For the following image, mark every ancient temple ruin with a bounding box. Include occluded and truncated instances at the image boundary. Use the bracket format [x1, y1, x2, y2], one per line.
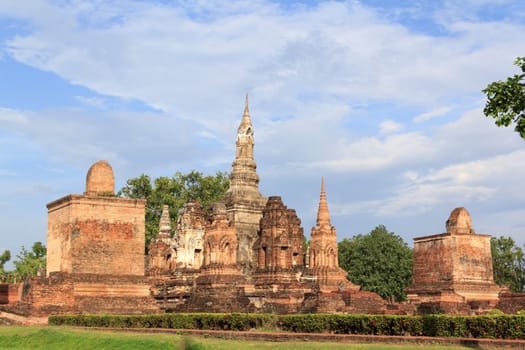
[222, 95, 268, 274]
[172, 201, 206, 270]
[146, 97, 388, 313]
[2, 96, 520, 322]
[406, 207, 501, 314]
[147, 205, 173, 275]
[47, 160, 146, 276]
[1, 161, 159, 318]
[309, 178, 359, 292]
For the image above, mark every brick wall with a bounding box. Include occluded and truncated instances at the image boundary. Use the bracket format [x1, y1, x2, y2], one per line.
[47, 195, 146, 276]
[411, 233, 494, 289]
[19, 273, 75, 315]
[497, 292, 525, 313]
[0, 284, 21, 304]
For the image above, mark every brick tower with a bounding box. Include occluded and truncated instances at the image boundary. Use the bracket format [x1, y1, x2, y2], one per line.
[223, 95, 267, 274]
[309, 178, 359, 292]
[406, 207, 501, 314]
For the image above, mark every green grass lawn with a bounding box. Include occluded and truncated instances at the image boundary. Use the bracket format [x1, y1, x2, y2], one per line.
[0, 326, 477, 350]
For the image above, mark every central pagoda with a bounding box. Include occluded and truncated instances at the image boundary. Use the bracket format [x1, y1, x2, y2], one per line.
[222, 95, 267, 274]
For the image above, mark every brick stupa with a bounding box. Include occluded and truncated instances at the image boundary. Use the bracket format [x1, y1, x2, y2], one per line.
[406, 207, 501, 314]
[147, 205, 173, 275]
[222, 95, 267, 274]
[309, 178, 359, 292]
[47, 160, 146, 276]
[22, 160, 159, 316]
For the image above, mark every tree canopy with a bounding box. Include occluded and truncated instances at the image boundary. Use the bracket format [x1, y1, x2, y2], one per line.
[118, 170, 230, 248]
[12, 242, 47, 279]
[0, 250, 10, 273]
[338, 225, 413, 302]
[491, 235, 525, 292]
[482, 57, 525, 139]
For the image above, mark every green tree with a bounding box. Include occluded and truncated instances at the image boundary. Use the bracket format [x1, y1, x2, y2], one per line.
[118, 170, 230, 248]
[491, 236, 525, 292]
[13, 242, 46, 279]
[0, 250, 11, 272]
[338, 225, 413, 302]
[482, 57, 525, 139]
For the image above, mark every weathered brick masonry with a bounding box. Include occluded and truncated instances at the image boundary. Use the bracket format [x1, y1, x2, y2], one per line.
[406, 207, 501, 314]
[3, 97, 524, 321]
[0, 160, 160, 318]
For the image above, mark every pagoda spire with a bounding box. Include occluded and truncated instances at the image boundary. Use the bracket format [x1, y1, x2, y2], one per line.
[238, 93, 252, 132]
[244, 93, 249, 115]
[222, 95, 267, 274]
[316, 177, 331, 228]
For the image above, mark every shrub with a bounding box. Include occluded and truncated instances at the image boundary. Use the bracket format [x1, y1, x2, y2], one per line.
[48, 313, 525, 340]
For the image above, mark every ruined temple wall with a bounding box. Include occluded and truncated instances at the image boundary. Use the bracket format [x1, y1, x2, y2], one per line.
[47, 198, 74, 274]
[412, 234, 455, 289]
[226, 202, 266, 272]
[412, 233, 494, 289]
[8, 273, 159, 316]
[0, 284, 21, 304]
[47, 195, 146, 276]
[19, 274, 75, 314]
[497, 292, 525, 314]
[452, 234, 494, 283]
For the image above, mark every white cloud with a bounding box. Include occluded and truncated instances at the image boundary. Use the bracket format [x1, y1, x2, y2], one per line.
[404, 170, 418, 181]
[0, 108, 28, 124]
[1, 0, 524, 131]
[332, 147, 525, 218]
[379, 119, 404, 134]
[1, 0, 525, 256]
[413, 106, 452, 123]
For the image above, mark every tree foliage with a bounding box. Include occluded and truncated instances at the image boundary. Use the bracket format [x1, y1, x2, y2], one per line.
[491, 236, 525, 292]
[0, 250, 10, 273]
[338, 225, 413, 302]
[12, 242, 46, 279]
[483, 57, 525, 139]
[118, 170, 230, 248]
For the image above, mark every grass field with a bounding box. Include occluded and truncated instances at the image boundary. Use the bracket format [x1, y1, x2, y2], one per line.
[0, 326, 477, 350]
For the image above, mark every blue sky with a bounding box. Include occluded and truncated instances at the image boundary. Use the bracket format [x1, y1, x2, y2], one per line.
[1, 0, 525, 267]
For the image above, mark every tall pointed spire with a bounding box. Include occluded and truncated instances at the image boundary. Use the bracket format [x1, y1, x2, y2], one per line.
[309, 177, 358, 291]
[239, 93, 252, 132]
[223, 95, 267, 274]
[244, 93, 249, 115]
[316, 177, 331, 228]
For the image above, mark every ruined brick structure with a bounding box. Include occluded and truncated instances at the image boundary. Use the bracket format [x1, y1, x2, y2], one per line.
[309, 178, 359, 292]
[47, 161, 146, 276]
[3, 96, 517, 323]
[172, 201, 206, 270]
[0, 284, 20, 305]
[149, 98, 388, 314]
[203, 202, 240, 275]
[406, 207, 501, 314]
[1, 160, 159, 319]
[147, 205, 173, 275]
[222, 95, 267, 274]
[256, 197, 304, 279]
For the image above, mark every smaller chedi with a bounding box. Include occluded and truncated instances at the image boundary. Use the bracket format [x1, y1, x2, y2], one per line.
[173, 201, 206, 270]
[147, 205, 174, 275]
[10, 160, 159, 317]
[47, 160, 146, 276]
[309, 178, 359, 292]
[197, 201, 242, 284]
[254, 196, 306, 284]
[406, 207, 501, 314]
